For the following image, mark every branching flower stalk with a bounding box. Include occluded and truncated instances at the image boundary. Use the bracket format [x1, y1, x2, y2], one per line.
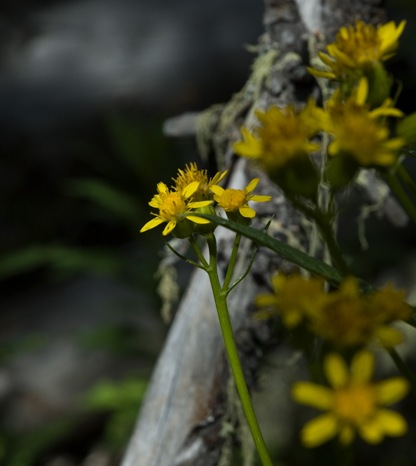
[139, 17, 416, 464]
[189, 233, 273, 466]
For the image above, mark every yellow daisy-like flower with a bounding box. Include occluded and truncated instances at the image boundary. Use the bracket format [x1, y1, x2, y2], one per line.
[233, 101, 324, 175]
[324, 79, 405, 167]
[309, 20, 406, 80]
[140, 181, 212, 236]
[255, 273, 326, 328]
[173, 162, 228, 201]
[210, 178, 271, 220]
[293, 350, 409, 447]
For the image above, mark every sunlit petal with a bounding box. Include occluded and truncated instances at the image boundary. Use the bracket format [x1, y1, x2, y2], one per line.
[140, 217, 165, 233]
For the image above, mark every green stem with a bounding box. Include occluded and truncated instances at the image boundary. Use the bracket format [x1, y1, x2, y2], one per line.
[223, 233, 241, 291]
[189, 235, 209, 269]
[291, 198, 350, 277]
[205, 234, 273, 466]
[385, 170, 416, 224]
[388, 348, 416, 397]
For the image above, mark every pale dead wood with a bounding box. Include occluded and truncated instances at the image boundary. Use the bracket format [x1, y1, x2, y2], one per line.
[122, 1, 386, 465]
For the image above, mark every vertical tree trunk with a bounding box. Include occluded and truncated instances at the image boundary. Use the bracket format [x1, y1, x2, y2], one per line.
[122, 1, 386, 465]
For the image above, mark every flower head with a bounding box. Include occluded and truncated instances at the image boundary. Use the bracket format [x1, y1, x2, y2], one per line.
[255, 273, 326, 328]
[233, 101, 324, 175]
[173, 162, 228, 201]
[210, 178, 271, 222]
[309, 20, 406, 81]
[323, 79, 405, 168]
[140, 181, 212, 237]
[308, 277, 409, 349]
[233, 101, 324, 197]
[293, 350, 409, 447]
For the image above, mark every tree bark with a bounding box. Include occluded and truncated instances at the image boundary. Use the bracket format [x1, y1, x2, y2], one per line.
[122, 1, 386, 465]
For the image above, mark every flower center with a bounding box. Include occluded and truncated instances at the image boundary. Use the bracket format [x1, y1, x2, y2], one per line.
[217, 189, 246, 211]
[333, 384, 376, 424]
[159, 192, 187, 219]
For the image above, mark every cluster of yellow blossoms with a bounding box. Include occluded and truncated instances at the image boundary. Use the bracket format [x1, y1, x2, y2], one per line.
[140, 162, 271, 237]
[256, 273, 412, 446]
[233, 21, 409, 192]
[245, 20, 413, 449]
[256, 274, 411, 349]
[140, 18, 415, 453]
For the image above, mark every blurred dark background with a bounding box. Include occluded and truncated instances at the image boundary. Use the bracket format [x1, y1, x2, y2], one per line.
[0, 1, 415, 465]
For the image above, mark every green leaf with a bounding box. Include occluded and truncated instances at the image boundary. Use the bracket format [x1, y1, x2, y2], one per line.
[196, 214, 344, 286]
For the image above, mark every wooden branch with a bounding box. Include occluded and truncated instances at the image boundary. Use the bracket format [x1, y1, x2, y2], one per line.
[122, 1, 386, 465]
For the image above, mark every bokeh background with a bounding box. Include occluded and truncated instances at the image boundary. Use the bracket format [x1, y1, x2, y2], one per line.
[0, 1, 416, 465]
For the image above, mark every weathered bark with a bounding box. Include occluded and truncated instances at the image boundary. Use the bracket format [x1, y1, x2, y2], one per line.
[122, 1, 386, 465]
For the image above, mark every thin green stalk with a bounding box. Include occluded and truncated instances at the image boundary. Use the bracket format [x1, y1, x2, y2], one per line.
[291, 198, 350, 277]
[223, 233, 241, 291]
[388, 348, 416, 397]
[385, 170, 416, 224]
[204, 234, 273, 466]
[189, 235, 209, 269]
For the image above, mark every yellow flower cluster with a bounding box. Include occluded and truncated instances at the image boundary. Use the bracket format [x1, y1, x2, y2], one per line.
[308, 20, 406, 81]
[140, 163, 271, 236]
[232, 20, 409, 194]
[256, 274, 412, 349]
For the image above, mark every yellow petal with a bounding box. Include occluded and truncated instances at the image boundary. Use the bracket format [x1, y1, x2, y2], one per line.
[186, 215, 210, 224]
[182, 181, 199, 198]
[325, 353, 348, 388]
[301, 414, 338, 448]
[359, 418, 384, 444]
[140, 217, 165, 233]
[351, 350, 374, 384]
[245, 178, 260, 193]
[292, 382, 333, 409]
[239, 206, 256, 218]
[233, 128, 262, 158]
[375, 409, 407, 436]
[156, 182, 169, 194]
[375, 377, 409, 406]
[189, 200, 213, 208]
[356, 78, 369, 106]
[210, 184, 224, 196]
[249, 194, 272, 203]
[162, 220, 176, 236]
[255, 294, 279, 308]
[374, 326, 404, 348]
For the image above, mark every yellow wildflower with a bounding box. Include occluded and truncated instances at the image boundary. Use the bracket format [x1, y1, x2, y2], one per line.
[233, 101, 324, 175]
[309, 20, 406, 80]
[140, 181, 212, 237]
[210, 178, 271, 221]
[293, 350, 409, 447]
[173, 162, 228, 201]
[233, 101, 325, 197]
[324, 79, 405, 168]
[255, 273, 326, 328]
